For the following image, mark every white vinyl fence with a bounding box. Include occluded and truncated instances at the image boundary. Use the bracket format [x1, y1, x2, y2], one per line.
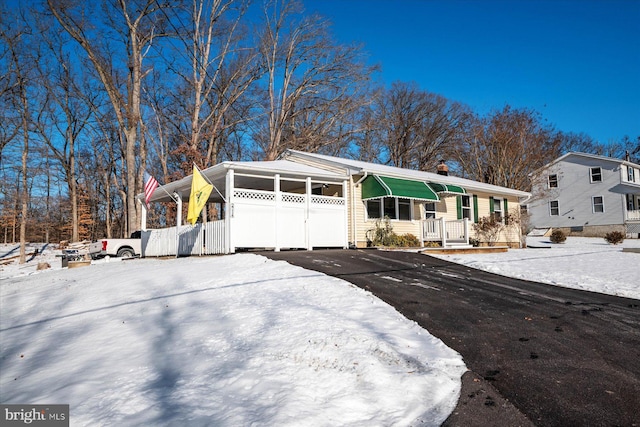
[141, 220, 226, 257]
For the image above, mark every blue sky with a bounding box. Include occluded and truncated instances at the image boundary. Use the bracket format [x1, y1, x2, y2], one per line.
[304, 0, 640, 145]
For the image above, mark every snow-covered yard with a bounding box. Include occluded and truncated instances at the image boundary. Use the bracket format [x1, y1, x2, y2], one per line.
[1, 236, 638, 426]
[431, 236, 640, 300]
[1, 245, 464, 426]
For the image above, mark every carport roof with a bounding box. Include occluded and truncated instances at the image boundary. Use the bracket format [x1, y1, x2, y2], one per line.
[138, 160, 347, 204]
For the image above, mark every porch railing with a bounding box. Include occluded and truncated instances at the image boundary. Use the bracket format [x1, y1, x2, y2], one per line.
[626, 210, 640, 221]
[422, 218, 470, 247]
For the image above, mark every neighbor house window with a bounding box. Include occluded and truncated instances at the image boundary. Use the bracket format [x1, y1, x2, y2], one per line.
[424, 202, 437, 219]
[592, 196, 605, 213]
[627, 194, 635, 211]
[548, 174, 558, 188]
[549, 200, 559, 216]
[366, 197, 412, 220]
[628, 167, 635, 183]
[590, 167, 602, 183]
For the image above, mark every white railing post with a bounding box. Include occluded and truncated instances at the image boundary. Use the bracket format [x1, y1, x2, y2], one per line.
[464, 218, 470, 245]
[440, 217, 447, 248]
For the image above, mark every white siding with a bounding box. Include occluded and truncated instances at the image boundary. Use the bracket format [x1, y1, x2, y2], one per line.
[529, 156, 626, 229]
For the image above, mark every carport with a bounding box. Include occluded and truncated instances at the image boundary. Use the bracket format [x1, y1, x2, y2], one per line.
[138, 160, 349, 256]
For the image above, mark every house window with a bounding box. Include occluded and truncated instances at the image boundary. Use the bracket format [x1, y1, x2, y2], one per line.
[366, 199, 381, 219]
[493, 198, 504, 222]
[424, 202, 437, 219]
[460, 195, 472, 220]
[366, 197, 412, 220]
[548, 174, 558, 188]
[590, 167, 602, 183]
[627, 194, 635, 211]
[592, 196, 605, 213]
[383, 197, 396, 218]
[628, 167, 635, 183]
[549, 200, 559, 216]
[398, 198, 411, 220]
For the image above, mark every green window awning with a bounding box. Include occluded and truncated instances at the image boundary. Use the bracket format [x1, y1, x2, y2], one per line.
[361, 175, 440, 201]
[427, 182, 467, 195]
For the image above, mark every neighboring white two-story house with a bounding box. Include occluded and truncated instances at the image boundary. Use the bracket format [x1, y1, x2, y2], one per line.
[528, 152, 640, 237]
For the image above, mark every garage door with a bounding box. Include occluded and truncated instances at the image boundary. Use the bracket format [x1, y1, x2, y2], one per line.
[231, 189, 346, 250]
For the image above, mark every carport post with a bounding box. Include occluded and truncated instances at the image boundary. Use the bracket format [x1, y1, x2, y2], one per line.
[343, 180, 349, 249]
[175, 192, 182, 257]
[274, 174, 280, 252]
[225, 168, 234, 254]
[140, 198, 147, 231]
[306, 177, 312, 250]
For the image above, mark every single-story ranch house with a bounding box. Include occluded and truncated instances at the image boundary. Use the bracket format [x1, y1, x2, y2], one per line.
[139, 150, 531, 256]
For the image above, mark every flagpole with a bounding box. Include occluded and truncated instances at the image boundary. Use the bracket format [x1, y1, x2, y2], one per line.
[193, 162, 227, 203]
[156, 183, 179, 204]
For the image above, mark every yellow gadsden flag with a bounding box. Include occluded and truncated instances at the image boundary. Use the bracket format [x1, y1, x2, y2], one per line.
[186, 165, 213, 225]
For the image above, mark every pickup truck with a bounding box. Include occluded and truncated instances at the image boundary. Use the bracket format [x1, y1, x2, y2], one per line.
[89, 232, 142, 258]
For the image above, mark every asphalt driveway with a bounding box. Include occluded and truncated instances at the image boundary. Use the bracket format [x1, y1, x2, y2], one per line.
[263, 249, 640, 427]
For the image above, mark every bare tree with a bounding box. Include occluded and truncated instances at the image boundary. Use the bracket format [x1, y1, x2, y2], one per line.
[2, 11, 39, 263]
[454, 105, 563, 191]
[162, 0, 262, 172]
[32, 18, 98, 242]
[256, 0, 374, 160]
[47, 0, 172, 236]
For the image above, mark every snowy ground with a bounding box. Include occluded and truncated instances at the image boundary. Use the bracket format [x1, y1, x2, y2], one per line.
[0, 245, 465, 426]
[431, 236, 640, 300]
[1, 236, 638, 426]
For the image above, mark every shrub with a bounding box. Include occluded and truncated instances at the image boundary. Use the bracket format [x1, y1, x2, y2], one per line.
[367, 218, 421, 247]
[604, 231, 625, 245]
[397, 233, 421, 247]
[424, 241, 442, 248]
[549, 229, 567, 244]
[472, 215, 506, 246]
[368, 216, 395, 246]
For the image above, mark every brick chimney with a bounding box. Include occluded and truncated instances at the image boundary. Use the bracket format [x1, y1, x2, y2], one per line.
[437, 160, 449, 176]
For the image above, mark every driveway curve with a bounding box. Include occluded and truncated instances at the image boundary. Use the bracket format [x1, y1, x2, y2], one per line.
[263, 249, 640, 427]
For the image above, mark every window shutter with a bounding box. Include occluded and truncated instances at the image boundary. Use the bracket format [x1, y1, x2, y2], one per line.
[504, 199, 509, 224]
[473, 195, 479, 223]
[456, 196, 462, 220]
[489, 196, 495, 214]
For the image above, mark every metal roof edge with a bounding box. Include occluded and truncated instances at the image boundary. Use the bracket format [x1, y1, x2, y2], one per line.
[285, 150, 531, 198]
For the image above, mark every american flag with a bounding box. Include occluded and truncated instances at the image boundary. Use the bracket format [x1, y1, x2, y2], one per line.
[144, 171, 159, 206]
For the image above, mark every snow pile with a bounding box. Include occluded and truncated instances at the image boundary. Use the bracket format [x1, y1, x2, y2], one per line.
[0, 251, 465, 426]
[432, 237, 640, 300]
